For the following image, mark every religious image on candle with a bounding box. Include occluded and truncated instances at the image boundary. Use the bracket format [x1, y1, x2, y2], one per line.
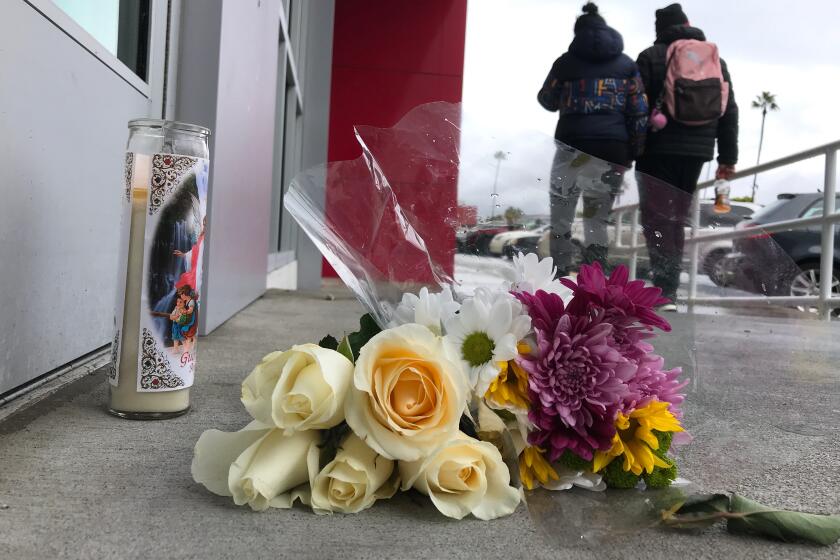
[122, 154, 209, 392]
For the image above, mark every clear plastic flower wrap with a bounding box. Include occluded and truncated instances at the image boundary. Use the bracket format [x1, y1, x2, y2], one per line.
[194, 102, 840, 543]
[286, 103, 840, 543]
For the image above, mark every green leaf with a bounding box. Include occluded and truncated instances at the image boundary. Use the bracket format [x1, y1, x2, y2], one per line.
[318, 422, 351, 468]
[346, 313, 382, 361]
[336, 336, 354, 364]
[727, 494, 840, 546]
[661, 493, 731, 529]
[459, 413, 478, 439]
[662, 493, 840, 546]
[318, 335, 339, 351]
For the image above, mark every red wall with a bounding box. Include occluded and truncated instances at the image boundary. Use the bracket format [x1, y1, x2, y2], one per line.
[324, 0, 468, 278]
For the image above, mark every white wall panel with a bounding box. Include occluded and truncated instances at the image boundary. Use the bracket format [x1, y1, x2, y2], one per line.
[0, 1, 152, 393]
[178, 0, 282, 334]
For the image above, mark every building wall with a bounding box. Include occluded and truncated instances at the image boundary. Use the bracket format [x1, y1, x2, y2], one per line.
[294, 1, 337, 290]
[324, 0, 468, 279]
[0, 0, 334, 395]
[177, 0, 282, 334]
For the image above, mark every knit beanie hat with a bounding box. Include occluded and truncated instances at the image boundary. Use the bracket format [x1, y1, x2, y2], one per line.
[655, 3, 689, 35]
[574, 3, 606, 34]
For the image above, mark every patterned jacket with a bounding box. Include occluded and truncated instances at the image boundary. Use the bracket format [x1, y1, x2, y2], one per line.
[538, 23, 648, 158]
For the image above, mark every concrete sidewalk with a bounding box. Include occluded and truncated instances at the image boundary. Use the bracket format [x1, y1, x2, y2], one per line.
[1, 289, 838, 559]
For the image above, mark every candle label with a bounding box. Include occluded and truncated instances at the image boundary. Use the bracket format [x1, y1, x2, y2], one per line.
[135, 153, 210, 392]
[108, 153, 136, 385]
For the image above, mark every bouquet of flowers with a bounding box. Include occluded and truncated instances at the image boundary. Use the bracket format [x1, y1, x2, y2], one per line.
[191, 102, 840, 544]
[191, 252, 685, 519]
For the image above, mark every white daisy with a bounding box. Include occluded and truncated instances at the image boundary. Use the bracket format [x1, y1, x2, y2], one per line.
[509, 252, 572, 300]
[444, 288, 531, 395]
[544, 467, 606, 492]
[389, 286, 460, 335]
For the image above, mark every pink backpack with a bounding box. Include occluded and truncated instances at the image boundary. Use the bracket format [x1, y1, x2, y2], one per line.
[659, 39, 729, 126]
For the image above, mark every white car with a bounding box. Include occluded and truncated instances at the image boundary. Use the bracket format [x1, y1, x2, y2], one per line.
[534, 202, 761, 283]
[489, 225, 550, 257]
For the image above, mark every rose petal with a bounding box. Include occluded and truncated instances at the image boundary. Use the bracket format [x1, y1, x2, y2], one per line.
[310, 433, 397, 514]
[191, 420, 272, 498]
[399, 434, 520, 520]
[229, 428, 319, 511]
[347, 324, 466, 461]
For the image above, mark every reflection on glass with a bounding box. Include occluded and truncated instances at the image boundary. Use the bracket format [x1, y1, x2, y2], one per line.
[53, 0, 119, 53]
[52, 0, 150, 80]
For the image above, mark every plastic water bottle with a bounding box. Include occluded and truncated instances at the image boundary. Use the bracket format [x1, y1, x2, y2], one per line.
[713, 179, 731, 214]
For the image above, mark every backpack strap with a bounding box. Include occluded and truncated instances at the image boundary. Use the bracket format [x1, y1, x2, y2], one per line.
[654, 45, 678, 111]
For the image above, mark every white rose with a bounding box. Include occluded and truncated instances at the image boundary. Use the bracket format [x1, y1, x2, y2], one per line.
[345, 324, 467, 461]
[191, 420, 318, 511]
[308, 432, 399, 514]
[399, 433, 521, 520]
[241, 344, 353, 433]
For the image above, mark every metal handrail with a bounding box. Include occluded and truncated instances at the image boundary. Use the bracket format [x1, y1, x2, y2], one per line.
[686, 211, 840, 244]
[607, 141, 839, 320]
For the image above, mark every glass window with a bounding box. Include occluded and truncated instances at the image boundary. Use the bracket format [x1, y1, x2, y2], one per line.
[800, 196, 840, 219]
[52, 0, 150, 80]
[802, 203, 824, 219]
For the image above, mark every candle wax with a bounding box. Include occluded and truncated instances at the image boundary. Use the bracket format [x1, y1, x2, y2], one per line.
[109, 155, 189, 414]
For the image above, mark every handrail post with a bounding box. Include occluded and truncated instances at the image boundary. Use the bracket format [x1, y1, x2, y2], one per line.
[819, 149, 837, 320]
[629, 209, 638, 280]
[615, 210, 625, 248]
[688, 190, 701, 312]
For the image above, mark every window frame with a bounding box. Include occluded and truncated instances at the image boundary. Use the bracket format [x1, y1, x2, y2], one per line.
[800, 196, 840, 219]
[24, 0, 167, 113]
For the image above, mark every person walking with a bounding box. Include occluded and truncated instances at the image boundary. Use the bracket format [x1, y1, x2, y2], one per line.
[635, 3, 738, 309]
[538, 2, 648, 276]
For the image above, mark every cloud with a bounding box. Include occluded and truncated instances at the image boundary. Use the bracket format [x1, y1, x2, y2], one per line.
[460, 0, 840, 211]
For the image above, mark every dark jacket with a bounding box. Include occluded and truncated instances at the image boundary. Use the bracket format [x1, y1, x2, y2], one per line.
[538, 23, 648, 159]
[636, 25, 739, 164]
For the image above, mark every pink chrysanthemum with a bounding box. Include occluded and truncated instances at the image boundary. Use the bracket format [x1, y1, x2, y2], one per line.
[624, 353, 688, 417]
[514, 291, 636, 461]
[561, 263, 672, 332]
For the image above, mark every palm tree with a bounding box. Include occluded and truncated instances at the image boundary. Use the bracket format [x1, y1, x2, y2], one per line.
[504, 206, 524, 226]
[750, 91, 780, 201]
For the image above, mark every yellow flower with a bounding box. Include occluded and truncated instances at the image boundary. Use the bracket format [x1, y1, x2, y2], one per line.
[593, 400, 684, 476]
[519, 446, 559, 490]
[484, 342, 532, 411]
[485, 361, 530, 410]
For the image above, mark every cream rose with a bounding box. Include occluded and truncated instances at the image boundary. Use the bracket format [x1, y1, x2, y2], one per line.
[308, 432, 399, 514]
[241, 344, 353, 433]
[399, 433, 521, 520]
[345, 323, 468, 461]
[191, 420, 318, 511]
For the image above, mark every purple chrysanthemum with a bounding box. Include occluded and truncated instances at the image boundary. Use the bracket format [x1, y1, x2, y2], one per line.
[624, 353, 688, 417]
[514, 291, 636, 461]
[561, 263, 672, 332]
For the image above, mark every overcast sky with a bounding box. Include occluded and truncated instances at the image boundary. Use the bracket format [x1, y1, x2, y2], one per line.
[459, 0, 840, 215]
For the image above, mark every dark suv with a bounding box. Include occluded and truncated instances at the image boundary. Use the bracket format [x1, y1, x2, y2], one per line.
[721, 193, 840, 309]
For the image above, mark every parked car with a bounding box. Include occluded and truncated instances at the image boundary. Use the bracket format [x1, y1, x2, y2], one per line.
[489, 224, 550, 257]
[463, 223, 523, 255]
[720, 192, 840, 314]
[509, 202, 759, 279]
[696, 202, 761, 284]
